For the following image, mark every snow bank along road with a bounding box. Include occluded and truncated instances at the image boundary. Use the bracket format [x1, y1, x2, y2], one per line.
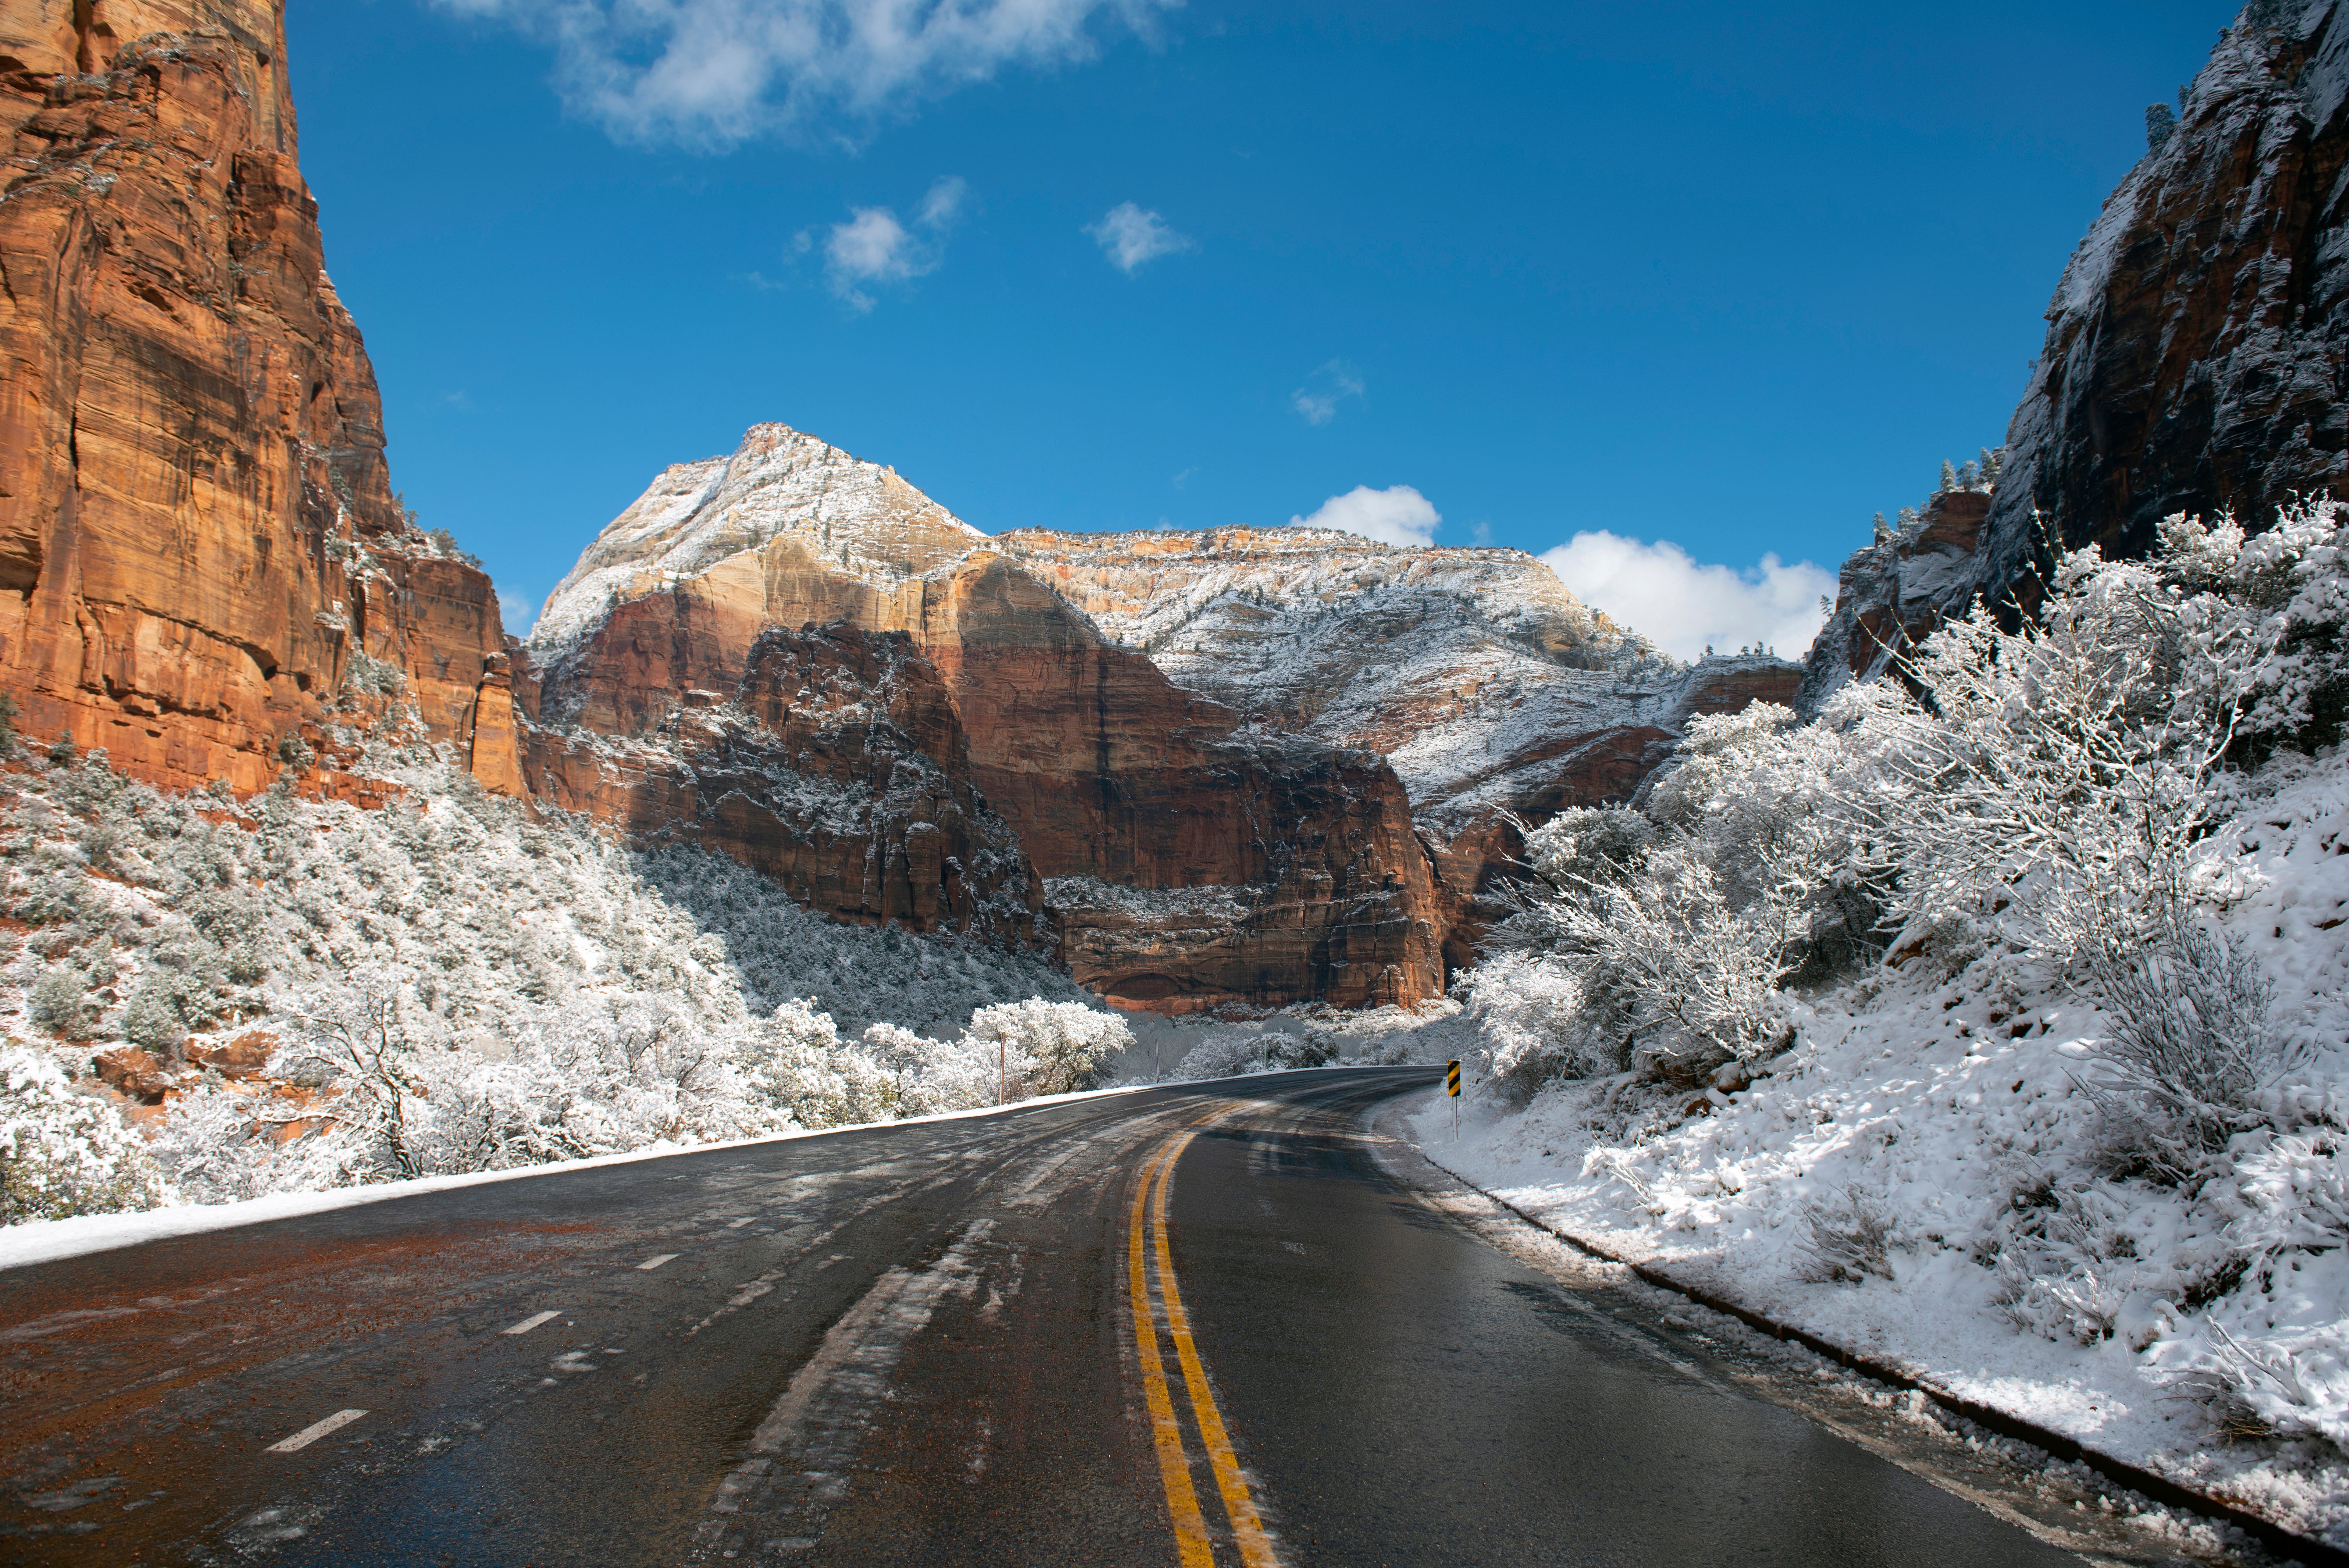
[0, 1069, 2224, 1566]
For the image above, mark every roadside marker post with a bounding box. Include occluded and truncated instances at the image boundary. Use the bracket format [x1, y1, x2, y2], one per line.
[1446, 1059, 1461, 1140]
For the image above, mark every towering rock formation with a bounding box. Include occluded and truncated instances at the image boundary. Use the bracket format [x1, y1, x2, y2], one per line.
[526, 427, 1451, 1011]
[529, 426, 1803, 1009]
[1807, 0, 2349, 702]
[0, 0, 505, 792]
[0, 2, 1798, 1012]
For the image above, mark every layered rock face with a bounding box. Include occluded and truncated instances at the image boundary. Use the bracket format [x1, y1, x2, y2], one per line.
[531, 427, 1802, 1010]
[1807, 0, 2349, 702]
[529, 428, 1450, 1010]
[524, 622, 1044, 943]
[0, 0, 505, 791]
[994, 526, 1799, 971]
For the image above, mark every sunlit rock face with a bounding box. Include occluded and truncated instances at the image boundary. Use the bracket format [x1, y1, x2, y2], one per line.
[0, 5, 1801, 1010]
[0, 0, 507, 792]
[527, 427, 1452, 1010]
[532, 426, 1804, 1010]
[1806, 0, 2349, 707]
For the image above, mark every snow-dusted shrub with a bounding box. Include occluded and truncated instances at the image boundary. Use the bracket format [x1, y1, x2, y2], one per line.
[748, 998, 889, 1130]
[0, 1045, 169, 1221]
[860, 1022, 1003, 1115]
[2160, 497, 2349, 763]
[1172, 1036, 1270, 1081]
[2079, 906, 2288, 1182]
[267, 976, 799, 1181]
[1162, 1031, 1327, 1082]
[151, 1087, 364, 1205]
[1461, 950, 1614, 1092]
[1850, 560, 2229, 962]
[1796, 1183, 1899, 1284]
[1985, 1179, 2176, 1346]
[963, 999, 1130, 1095]
[1477, 505, 2334, 1098]
[1486, 702, 1895, 1087]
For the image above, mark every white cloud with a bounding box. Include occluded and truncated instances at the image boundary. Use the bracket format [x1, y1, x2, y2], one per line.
[1289, 485, 1440, 548]
[435, 0, 1175, 148]
[1290, 360, 1363, 426]
[807, 176, 964, 311]
[918, 174, 969, 228]
[1085, 201, 1193, 273]
[1539, 532, 1834, 662]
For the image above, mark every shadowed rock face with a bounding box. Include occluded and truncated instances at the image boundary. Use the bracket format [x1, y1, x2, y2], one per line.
[0, 0, 504, 791]
[528, 427, 1453, 1011]
[1806, 0, 2349, 706]
[527, 426, 1814, 1011]
[523, 623, 1045, 944]
[1994, 2, 2349, 571]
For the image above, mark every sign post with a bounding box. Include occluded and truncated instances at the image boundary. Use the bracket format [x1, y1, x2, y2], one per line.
[1445, 1059, 1461, 1141]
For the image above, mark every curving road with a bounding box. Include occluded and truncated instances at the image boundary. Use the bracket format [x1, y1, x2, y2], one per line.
[1, 1069, 2205, 1566]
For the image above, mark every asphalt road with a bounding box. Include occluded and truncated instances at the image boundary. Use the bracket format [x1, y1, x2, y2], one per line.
[0, 1068, 2200, 1566]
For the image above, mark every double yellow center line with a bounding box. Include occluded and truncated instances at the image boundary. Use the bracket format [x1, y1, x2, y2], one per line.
[1127, 1119, 1279, 1568]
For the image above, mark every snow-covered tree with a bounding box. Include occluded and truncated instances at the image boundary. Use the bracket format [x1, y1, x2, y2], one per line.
[962, 998, 1132, 1096]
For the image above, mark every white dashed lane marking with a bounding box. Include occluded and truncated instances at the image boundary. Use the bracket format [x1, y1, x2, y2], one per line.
[503, 1311, 561, 1336]
[638, 1254, 680, 1271]
[267, 1409, 368, 1453]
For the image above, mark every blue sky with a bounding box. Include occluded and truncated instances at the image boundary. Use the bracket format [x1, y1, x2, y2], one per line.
[289, 1, 2233, 656]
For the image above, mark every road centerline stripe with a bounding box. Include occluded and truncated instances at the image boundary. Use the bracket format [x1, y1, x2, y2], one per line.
[1129, 1138, 1214, 1566]
[503, 1310, 561, 1336]
[267, 1409, 367, 1453]
[1151, 1126, 1281, 1568]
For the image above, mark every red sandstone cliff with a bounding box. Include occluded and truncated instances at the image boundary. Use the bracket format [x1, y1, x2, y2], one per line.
[526, 426, 1814, 1011]
[528, 427, 1451, 1012]
[0, 0, 505, 792]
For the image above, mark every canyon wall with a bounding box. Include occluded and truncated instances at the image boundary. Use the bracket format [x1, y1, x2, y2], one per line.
[529, 426, 1802, 1011]
[1807, 0, 2349, 702]
[0, 0, 505, 793]
[526, 428, 1450, 1011]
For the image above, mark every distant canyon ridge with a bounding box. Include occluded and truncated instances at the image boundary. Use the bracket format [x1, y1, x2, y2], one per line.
[0, 0, 2340, 1013]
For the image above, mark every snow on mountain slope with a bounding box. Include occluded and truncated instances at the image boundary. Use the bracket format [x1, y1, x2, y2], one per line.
[997, 526, 1704, 830]
[529, 423, 985, 661]
[529, 428, 1782, 839]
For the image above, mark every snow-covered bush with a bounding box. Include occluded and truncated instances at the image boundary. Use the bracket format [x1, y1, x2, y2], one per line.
[1478, 502, 2342, 1097]
[2161, 497, 2349, 763]
[1, 1044, 169, 1221]
[1165, 1030, 1331, 1081]
[963, 998, 1132, 1095]
[2078, 904, 2289, 1182]
[1170, 1036, 1268, 1081]
[1488, 704, 1880, 1083]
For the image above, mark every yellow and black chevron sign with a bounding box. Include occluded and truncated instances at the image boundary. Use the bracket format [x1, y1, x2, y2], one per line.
[1445, 1060, 1461, 1097]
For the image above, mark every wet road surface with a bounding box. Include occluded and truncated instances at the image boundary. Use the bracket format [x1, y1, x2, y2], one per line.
[0, 1069, 2219, 1565]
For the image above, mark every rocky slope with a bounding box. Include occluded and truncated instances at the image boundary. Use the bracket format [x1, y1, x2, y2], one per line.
[1807, 0, 2349, 702]
[527, 427, 1450, 1011]
[525, 622, 1045, 943]
[529, 426, 1802, 1008]
[0, 0, 509, 793]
